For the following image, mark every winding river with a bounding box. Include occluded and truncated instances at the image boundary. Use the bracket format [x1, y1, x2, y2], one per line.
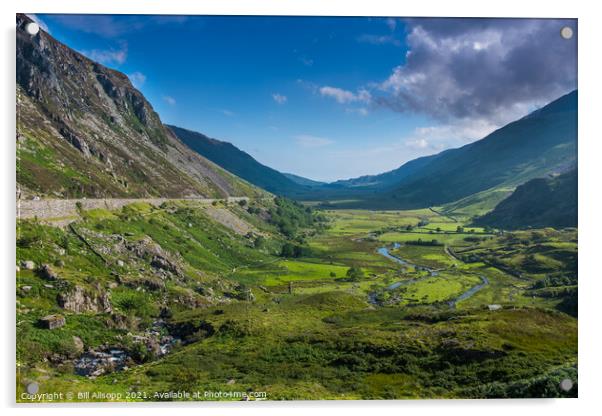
[373, 243, 489, 308]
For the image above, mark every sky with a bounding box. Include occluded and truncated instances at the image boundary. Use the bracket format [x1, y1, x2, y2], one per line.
[29, 15, 577, 182]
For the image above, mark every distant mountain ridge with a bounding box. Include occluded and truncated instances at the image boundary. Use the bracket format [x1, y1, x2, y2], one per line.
[168, 125, 314, 196]
[474, 169, 577, 230]
[16, 14, 261, 199]
[312, 90, 577, 209]
[282, 173, 325, 188]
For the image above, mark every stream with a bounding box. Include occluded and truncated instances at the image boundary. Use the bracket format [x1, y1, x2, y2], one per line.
[372, 243, 489, 307]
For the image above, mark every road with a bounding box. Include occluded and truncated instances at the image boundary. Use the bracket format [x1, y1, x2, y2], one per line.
[17, 196, 253, 221]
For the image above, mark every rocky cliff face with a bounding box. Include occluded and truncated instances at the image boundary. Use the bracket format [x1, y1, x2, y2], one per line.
[16, 14, 261, 199]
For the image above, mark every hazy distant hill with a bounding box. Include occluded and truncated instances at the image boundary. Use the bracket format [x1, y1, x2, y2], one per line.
[16, 14, 260, 199]
[168, 125, 310, 196]
[317, 90, 577, 209]
[282, 173, 325, 188]
[474, 169, 577, 230]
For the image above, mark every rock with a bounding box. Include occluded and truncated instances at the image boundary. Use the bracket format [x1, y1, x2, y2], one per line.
[39, 264, 59, 280]
[73, 336, 84, 353]
[54, 259, 65, 267]
[43, 284, 54, 289]
[39, 314, 66, 329]
[16, 265, 20, 273]
[116, 260, 125, 267]
[20, 260, 36, 270]
[21, 285, 32, 292]
[127, 236, 183, 277]
[57, 285, 112, 313]
[227, 379, 236, 385]
[106, 313, 130, 330]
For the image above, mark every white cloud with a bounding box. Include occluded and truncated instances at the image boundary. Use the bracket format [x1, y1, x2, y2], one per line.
[345, 107, 369, 116]
[357, 34, 401, 46]
[319, 86, 371, 104]
[403, 118, 498, 152]
[299, 56, 314, 67]
[220, 109, 234, 116]
[128, 72, 146, 88]
[163, 96, 176, 106]
[405, 138, 430, 150]
[272, 93, 288, 104]
[51, 15, 189, 38]
[28, 14, 50, 33]
[83, 42, 128, 66]
[377, 18, 577, 125]
[385, 18, 398, 32]
[295, 135, 333, 148]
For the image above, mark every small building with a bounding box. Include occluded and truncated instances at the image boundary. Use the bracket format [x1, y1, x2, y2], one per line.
[39, 314, 66, 329]
[488, 304, 502, 311]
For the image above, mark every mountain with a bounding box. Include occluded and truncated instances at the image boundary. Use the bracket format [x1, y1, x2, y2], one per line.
[282, 173, 325, 188]
[474, 169, 577, 230]
[331, 152, 445, 189]
[16, 14, 261, 199]
[322, 90, 577, 209]
[167, 125, 308, 195]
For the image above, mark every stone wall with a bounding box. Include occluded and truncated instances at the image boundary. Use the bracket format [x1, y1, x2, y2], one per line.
[17, 197, 250, 221]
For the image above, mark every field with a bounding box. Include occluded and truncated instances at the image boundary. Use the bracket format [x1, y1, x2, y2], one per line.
[16, 201, 578, 401]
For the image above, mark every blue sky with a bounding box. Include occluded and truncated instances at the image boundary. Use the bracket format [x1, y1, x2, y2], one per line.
[30, 15, 577, 182]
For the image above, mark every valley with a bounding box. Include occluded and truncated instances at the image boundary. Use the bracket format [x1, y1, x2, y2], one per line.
[17, 199, 577, 401]
[15, 13, 578, 402]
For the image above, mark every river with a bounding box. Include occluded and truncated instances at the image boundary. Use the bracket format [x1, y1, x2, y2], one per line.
[373, 243, 489, 307]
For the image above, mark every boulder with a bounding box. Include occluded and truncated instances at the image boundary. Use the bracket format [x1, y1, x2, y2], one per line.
[39, 314, 66, 329]
[57, 285, 112, 313]
[39, 264, 59, 280]
[127, 236, 183, 277]
[20, 260, 36, 270]
[73, 336, 84, 353]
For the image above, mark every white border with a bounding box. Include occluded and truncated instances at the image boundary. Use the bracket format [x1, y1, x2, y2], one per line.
[2, 1, 601, 415]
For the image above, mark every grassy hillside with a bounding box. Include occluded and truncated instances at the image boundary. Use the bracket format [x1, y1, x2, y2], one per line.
[17, 204, 577, 401]
[303, 91, 577, 210]
[168, 125, 307, 196]
[474, 170, 577, 230]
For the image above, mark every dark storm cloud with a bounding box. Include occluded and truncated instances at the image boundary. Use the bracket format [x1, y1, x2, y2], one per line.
[377, 18, 577, 123]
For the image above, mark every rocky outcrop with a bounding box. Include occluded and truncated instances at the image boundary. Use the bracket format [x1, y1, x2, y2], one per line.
[16, 14, 260, 199]
[127, 236, 183, 277]
[57, 285, 112, 313]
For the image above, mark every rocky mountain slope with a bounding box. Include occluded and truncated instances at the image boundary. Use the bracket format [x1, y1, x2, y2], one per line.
[16, 14, 262, 199]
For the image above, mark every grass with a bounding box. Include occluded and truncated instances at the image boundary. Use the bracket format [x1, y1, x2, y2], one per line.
[16, 205, 578, 401]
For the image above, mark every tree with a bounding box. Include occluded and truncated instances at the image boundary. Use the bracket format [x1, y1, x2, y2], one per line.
[253, 236, 265, 249]
[346, 266, 364, 281]
[456, 225, 464, 233]
[238, 199, 247, 207]
[280, 242, 296, 258]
